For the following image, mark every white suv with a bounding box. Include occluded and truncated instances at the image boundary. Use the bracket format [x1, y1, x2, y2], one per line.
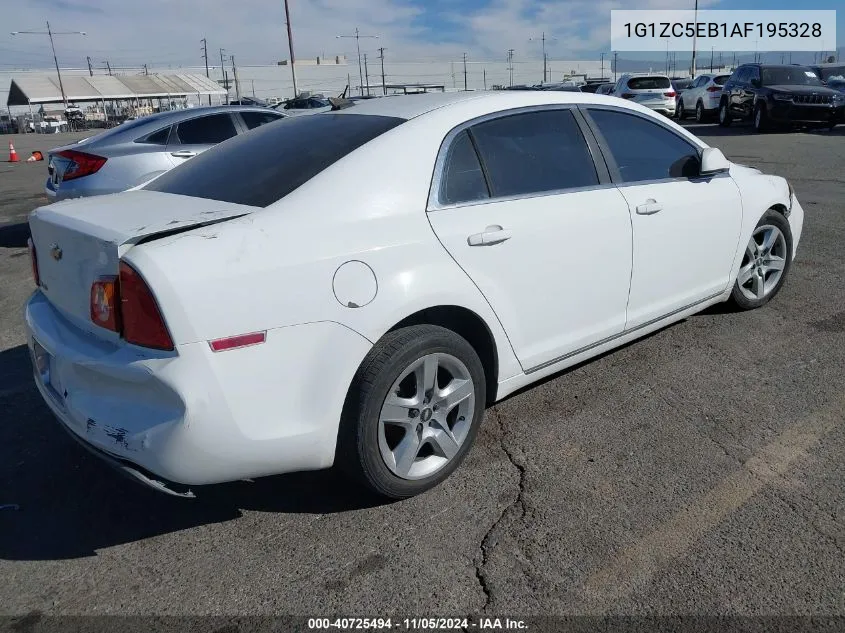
[677, 73, 731, 122]
[611, 74, 676, 116]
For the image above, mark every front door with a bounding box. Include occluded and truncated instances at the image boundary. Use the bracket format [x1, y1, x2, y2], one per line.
[584, 107, 742, 329]
[426, 109, 634, 371]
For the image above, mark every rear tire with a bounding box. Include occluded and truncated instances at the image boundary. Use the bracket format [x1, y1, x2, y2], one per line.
[695, 101, 706, 123]
[338, 325, 487, 499]
[677, 100, 687, 120]
[718, 100, 732, 127]
[729, 210, 793, 311]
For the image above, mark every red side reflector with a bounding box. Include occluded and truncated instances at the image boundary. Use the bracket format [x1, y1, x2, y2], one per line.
[119, 262, 174, 350]
[90, 277, 120, 332]
[664, 91, 676, 97]
[57, 149, 107, 181]
[209, 332, 266, 353]
[27, 238, 40, 287]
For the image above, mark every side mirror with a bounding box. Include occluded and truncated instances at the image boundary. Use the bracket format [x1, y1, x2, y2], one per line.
[700, 147, 731, 176]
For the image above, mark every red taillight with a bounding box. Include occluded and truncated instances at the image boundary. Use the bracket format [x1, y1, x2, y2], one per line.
[27, 238, 40, 287]
[621, 92, 635, 99]
[90, 277, 120, 332]
[706, 85, 722, 92]
[57, 149, 107, 181]
[119, 261, 174, 350]
[664, 91, 676, 97]
[209, 332, 266, 353]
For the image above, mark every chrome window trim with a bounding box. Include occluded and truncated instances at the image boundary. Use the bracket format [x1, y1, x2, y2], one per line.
[426, 104, 607, 212]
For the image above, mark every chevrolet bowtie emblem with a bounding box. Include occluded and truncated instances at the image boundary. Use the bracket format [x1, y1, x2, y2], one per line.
[50, 243, 62, 261]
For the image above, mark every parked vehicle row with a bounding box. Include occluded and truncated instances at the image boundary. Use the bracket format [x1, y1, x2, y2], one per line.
[27, 90, 803, 500]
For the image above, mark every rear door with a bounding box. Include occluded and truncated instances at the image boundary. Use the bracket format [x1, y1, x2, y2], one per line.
[583, 106, 742, 329]
[166, 112, 239, 162]
[426, 107, 633, 371]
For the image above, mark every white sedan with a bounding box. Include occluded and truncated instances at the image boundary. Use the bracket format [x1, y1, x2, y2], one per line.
[25, 91, 803, 499]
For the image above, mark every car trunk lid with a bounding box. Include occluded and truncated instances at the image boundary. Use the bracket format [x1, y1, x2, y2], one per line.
[29, 189, 255, 338]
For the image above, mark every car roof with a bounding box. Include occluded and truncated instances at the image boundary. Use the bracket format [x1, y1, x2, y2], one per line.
[334, 90, 668, 121]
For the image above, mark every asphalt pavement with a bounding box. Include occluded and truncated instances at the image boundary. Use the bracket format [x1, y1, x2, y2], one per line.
[1, 123, 844, 619]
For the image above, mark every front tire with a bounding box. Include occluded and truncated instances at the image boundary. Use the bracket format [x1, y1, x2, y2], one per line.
[753, 103, 769, 133]
[729, 210, 793, 310]
[339, 324, 487, 499]
[718, 100, 732, 127]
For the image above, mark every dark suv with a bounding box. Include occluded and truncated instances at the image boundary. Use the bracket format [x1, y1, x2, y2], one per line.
[718, 63, 845, 132]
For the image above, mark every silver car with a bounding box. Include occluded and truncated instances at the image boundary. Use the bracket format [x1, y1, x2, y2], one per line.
[45, 106, 286, 201]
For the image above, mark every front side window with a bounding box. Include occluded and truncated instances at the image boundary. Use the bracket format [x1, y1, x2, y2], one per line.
[467, 109, 598, 198]
[175, 114, 238, 144]
[588, 109, 700, 183]
[440, 131, 489, 205]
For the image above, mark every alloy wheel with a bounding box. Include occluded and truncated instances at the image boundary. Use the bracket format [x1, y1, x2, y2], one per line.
[378, 353, 475, 480]
[736, 225, 787, 301]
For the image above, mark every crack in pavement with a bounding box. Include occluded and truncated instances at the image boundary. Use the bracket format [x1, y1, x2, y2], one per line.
[473, 407, 528, 613]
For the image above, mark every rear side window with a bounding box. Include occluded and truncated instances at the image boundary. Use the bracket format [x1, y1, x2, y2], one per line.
[175, 114, 238, 144]
[714, 75, 730, 85]
[145, 114, 404, 207]
[627, 76, 671, 90]
[440, 131, 489, 205]
[588, 109, 700, 183]
[240, 111, 284, 130]
[136, 126, 171, 144]
[468, 109, 598, 198]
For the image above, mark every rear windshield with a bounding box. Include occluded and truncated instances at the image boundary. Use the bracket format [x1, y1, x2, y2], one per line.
[144, 114, 405, 207]
[627, 76, 671, 90]
[714, 75, 730, 85]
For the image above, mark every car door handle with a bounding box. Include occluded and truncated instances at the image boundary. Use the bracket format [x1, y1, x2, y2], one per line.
[170, 150, 197, 159]
[467, 225, 512, 246]
[635, 199, 662, 215]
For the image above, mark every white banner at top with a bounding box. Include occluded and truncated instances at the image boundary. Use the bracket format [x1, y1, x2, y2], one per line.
[611, 10, 837, 52]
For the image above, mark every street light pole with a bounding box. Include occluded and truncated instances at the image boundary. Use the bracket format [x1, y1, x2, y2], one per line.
[337, 28, 378, 96]
[11, 21, 86, 109]
[283, 0, 298, 98]
[529, 33, 556, 83]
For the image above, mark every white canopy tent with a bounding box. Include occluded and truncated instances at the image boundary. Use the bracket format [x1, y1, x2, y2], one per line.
[7, 72, 226, 107]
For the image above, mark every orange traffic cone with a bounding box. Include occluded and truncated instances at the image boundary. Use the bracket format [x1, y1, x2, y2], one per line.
[26, 151, 44, 162]
[8, 142, 19, 162]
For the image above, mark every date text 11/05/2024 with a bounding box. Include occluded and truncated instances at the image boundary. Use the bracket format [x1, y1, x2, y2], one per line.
[623, 22, 823, 39]
[307, 618, 528, 630]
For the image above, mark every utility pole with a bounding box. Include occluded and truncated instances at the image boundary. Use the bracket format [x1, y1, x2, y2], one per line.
[529, 33, 555, 83]
[283, 0, 298, 98]
[251, 80, 256, 98]
[11, 21, 86, 109]
[691, 0, 698, 78]
[219, 48, 229, 104]
[600, 52, 605, 79]
[337, 28, 378, 96]
[613, 51, 618, 81]
[231, 54, 241, 102]
[462, 52, 468, 90]
[144, 63, 148, 75]
[104, 60, 112, 76]
[201, 38, 211, 104]
[86, 55, 93, 77]
[710, 46, 714, 72]
[483, 68, 487, 90]
[378, 47, 387, 95]
[507, 49, 515, 87]
[363, 53, 370, 96]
